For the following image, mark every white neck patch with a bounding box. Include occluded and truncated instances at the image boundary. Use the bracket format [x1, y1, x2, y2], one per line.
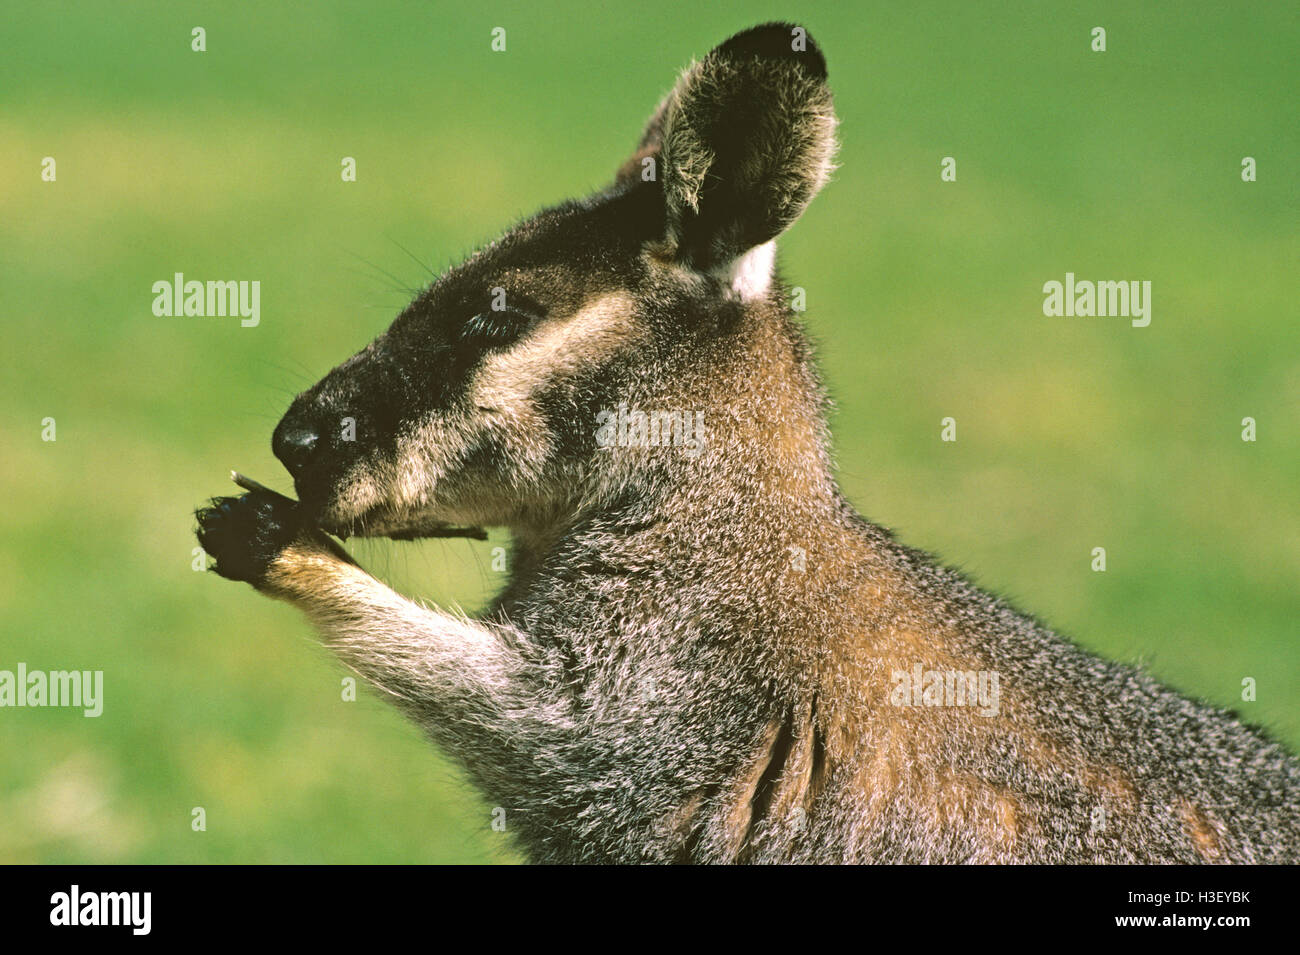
[724, 241, 775, 301]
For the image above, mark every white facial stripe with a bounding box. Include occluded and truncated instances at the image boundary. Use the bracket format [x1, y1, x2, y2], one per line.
[470, 291, 639, 410]
[331, 292, 640, 525]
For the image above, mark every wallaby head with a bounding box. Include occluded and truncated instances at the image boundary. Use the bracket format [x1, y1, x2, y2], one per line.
[272, 22, 836, 541]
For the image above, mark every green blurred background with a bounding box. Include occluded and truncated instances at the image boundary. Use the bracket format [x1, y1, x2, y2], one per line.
[1, 1, 1295, 863]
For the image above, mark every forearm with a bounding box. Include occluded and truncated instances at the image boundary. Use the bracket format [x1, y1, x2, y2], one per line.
[265, 541, 513, 716]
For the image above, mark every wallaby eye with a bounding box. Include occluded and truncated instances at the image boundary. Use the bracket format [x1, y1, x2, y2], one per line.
[460, 301, 546, 346]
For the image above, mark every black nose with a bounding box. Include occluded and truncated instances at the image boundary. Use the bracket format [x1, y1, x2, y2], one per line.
[273, 422, 320, 476]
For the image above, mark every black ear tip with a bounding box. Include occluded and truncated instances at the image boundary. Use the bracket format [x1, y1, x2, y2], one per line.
[714, 22, 827, 80]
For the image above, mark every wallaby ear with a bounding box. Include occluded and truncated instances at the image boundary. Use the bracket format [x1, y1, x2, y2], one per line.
[624, 23, 837, 271]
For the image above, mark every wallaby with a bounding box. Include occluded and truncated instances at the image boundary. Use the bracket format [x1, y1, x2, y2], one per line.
[196, 23, 1299, 864]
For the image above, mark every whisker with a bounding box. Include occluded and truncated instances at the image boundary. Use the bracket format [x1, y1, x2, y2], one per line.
[387, 235, 440, 282]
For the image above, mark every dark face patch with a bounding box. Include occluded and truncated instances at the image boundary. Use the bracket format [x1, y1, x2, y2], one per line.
[273, 179, 667, 524]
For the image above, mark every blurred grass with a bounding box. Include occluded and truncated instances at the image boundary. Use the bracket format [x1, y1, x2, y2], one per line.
[0, 1, 1296, 863]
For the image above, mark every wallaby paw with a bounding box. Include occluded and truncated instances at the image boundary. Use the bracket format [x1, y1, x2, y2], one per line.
[195, 491, 309, 586]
